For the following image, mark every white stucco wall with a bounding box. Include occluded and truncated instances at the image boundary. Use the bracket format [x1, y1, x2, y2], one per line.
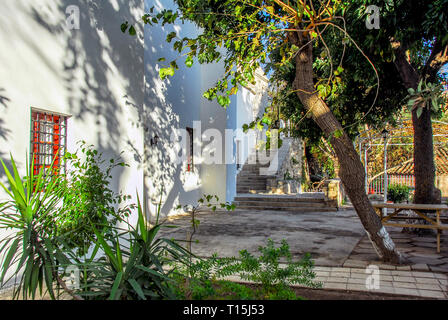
[0, 1, 271, 286]
[143, 0, 238, 217]
[0, 0, 146, 204]
[0, 0, 145, 285]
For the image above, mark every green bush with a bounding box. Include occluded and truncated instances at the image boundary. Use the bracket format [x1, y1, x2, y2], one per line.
[172, 239, 320, 300]
[73, 195, 191, 300]
[56, 142, 134, 256]
[387, 183, 410, 203]
[0, 155, 68, 299]
[0, 155, 191, 300]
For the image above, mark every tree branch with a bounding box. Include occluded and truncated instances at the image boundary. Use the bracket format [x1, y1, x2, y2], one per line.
[390, 37, 419, 89]
[423, 38, 448, 82]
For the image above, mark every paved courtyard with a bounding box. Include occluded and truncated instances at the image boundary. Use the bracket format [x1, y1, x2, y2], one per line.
[160, 208, 366, 266]
[159, 207, 448, 299]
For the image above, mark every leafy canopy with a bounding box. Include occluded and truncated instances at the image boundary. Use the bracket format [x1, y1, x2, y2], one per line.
[123, 1, 351, 108]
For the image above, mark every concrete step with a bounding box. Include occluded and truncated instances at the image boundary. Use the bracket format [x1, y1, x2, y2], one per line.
[237, 182, 267, 185]
[237, 177, 268, 181]
[237, 186, 267, 189]
[234, 196, 325, 203]
[243, 163, 273, 168]
[239, 168, 272, 174]
[234, 205, 337, 212]
[234, 200, 329, 208]
[237, 174, 275, 179]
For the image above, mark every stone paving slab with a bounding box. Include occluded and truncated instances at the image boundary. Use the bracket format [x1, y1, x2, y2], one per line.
[299, 266, 448, 299]
[347, 228, 448, 273]
[222, 265, 447, 299]
[159, 208, 366, 266]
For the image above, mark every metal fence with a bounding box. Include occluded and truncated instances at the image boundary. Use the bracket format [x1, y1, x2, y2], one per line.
[369, 174, 415, 194]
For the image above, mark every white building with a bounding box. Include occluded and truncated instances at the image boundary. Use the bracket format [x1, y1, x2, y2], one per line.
[0, 0, 269, 226]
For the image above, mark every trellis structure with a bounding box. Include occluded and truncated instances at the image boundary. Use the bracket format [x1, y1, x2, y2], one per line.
[355, 118, 448, 200]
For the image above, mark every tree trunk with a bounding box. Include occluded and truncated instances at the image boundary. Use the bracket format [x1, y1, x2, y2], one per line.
[391, 40, 441, 205]
[412, 108, 441, 204]
[289, 31, 404, 263]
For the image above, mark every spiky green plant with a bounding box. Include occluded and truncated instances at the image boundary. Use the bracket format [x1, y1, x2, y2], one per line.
[72, 194, 192, 300]
[0, 154, 74, 299]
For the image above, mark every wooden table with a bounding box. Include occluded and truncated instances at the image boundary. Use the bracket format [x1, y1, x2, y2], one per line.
[371, 202, 448, 253]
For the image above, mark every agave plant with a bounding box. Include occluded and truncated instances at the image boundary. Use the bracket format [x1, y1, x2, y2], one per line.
[73, 194, 192, 300]
[0, 154, 194, 300]
[0, 154, 75, 299]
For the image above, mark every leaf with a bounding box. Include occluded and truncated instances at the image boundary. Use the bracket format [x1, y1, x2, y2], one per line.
[166, 31, 177, 43]
[136, 265, 171, 281]
[407, 98, 416, 107]
[109, 272, 123, 300]
[128, 26, 136, 36]
[93, 228, 120, 272]
[416, 107, 423, 118]
[128, 279, 147, 300]
[121, 22, 129, 33]
[217, 95, 230, 107]
[266, 6, 275, 15]
[334, 129, 343, 139]
[159, 67, 175, 80]
[0, 238, 19, 283]
[431, 98, 439, 111]
[417, 80, 423, 92]
[235, 6, 242, 16]
[185, 56, 194, 68]
[136, 193, 147, 243]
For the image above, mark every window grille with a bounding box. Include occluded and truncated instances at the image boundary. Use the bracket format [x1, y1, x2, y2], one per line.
[186, 127, 194, 172]
[30, 110, 68, 176]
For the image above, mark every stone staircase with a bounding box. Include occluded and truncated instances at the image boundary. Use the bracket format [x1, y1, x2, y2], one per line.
[236, 161, 272, 194]
[235, 144, 338, 212]
[233, 194, 337, 212]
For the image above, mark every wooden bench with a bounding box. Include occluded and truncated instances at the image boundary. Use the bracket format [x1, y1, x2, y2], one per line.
[371, 202, 448, 253]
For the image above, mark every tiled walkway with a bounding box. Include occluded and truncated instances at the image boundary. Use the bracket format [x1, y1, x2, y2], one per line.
[222, 265, 448, 300]
[311, 266, 448, 299]
[346, 229, 448, 273]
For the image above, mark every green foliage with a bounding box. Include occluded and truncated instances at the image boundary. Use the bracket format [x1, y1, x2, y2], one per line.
[172, 239, 320, 300]
[132, 1, 350, 111]
[387, 184, 410, 203]
[56, 142, 134, 256]
[0, 152, 193, 300]
[72, 195, 191, 300]
[178, 194, 236, 217]
[406, 80, 447, 118]
[0, 154, 69, 299]
[267, 2, 407, 146]
[0, 154, 192, 300]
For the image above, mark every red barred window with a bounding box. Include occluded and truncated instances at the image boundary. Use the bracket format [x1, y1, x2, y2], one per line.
[186, 127, 194, 172]
[30, 110, 68, 176]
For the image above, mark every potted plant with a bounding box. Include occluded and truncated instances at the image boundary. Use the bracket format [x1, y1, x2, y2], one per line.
[387, 183, 410, 203]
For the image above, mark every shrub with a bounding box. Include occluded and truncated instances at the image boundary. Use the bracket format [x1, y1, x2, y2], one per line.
[73, 195, 191, 300]
[56, 142, 134, 256]
[387, 183, 410, 203]
[0, 155, 191, 300]
[0, 156, 70, 299]
[0, 153, 191, 300]
[172, 239, 320, 300]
